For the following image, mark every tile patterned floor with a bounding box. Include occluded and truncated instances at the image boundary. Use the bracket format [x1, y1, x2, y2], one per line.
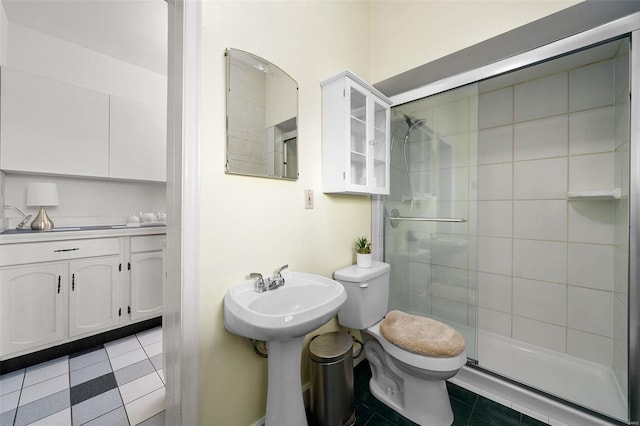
[0, 327, 165, 426]
[353, 360, 549, 426]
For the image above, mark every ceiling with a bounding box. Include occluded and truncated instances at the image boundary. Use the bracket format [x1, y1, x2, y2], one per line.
[2, 0, 167, 75]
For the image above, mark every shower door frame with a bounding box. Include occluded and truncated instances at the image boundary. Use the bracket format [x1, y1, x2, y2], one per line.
[373, 11, 640, 424]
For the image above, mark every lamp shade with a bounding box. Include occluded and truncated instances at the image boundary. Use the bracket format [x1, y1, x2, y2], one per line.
[26, 183, 59, 207]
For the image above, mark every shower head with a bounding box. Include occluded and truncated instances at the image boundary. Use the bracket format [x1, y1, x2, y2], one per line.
[403, 113, 425, 130]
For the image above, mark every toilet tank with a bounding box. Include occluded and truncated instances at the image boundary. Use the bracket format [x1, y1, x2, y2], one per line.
[334, 261, 390, 329]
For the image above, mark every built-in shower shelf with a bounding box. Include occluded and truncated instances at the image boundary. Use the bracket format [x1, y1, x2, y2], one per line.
[567, 188, 622, 200]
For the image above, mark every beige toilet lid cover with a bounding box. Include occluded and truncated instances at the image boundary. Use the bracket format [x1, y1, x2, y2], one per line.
[380, 310, 465, 357]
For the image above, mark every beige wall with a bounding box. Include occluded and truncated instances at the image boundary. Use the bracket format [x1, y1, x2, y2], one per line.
[370, 0, 582, 83]
[199, 1, 588, 424]
[199, 2, 371, 424]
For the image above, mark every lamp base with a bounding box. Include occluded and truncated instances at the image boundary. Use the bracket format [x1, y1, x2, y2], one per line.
[31, 206, 54, 231]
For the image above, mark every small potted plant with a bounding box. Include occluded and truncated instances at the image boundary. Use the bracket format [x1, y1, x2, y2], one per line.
[354, 236, 372, 268]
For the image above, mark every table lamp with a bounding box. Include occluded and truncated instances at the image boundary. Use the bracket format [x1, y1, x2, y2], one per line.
[27, 183, 59, 231]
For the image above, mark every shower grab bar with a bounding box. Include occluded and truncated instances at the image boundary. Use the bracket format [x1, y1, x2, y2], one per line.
[387, 216, 467, 223]
[386, 208, 467, 227]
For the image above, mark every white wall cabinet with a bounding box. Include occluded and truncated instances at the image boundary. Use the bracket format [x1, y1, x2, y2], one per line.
[68, 256, 122, 338]
[129, 236, 163, 321]
[0, 232, 164, 360]
[0, 263, 66, 356]
[321, 70, 392, 195]
[0, 68, 166, 182]
[109, 95, 167, 182]
[0, 68, 110, 177]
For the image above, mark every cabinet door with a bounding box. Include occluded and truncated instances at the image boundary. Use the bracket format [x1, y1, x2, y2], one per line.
[130, 252, 163, 321]
[0, 264, 65, 357]
[109, 95, 167, 182]
[0, 68, 109, 177]
[68, 256, 121, 337]
[369, 98, 390, 194]
[346, 81, 369, 190]
[345, 80, 390, 195]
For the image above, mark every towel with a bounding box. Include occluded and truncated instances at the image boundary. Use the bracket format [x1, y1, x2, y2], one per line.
[380, 310, 465, 357]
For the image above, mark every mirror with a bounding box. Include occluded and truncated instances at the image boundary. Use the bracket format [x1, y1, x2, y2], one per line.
[225, 48, 298, 180]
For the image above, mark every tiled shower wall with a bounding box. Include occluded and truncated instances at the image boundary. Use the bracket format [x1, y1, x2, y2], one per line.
[476, 49, 627, 369]
[386, 40, 629, 372]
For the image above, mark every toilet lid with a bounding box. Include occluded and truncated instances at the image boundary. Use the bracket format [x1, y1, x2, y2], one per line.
[380, 310, 465, 357]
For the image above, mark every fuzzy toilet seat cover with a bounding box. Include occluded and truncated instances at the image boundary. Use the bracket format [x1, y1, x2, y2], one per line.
[380, 310, 465, 357]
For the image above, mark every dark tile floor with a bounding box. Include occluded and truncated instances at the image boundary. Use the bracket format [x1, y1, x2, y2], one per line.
[353, 361, 549, 426]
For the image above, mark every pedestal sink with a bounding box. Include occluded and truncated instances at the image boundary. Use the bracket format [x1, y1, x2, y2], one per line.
[224, 271, 347, 426]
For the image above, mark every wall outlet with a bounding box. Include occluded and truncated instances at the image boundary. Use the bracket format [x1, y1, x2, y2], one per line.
[304, 189, 314, 209]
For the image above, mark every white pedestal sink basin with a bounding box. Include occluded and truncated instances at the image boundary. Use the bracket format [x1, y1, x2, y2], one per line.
[224, 271, 347, 426]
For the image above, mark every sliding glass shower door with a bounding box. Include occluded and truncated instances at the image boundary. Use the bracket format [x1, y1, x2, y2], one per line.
[385, 36, 632, 422]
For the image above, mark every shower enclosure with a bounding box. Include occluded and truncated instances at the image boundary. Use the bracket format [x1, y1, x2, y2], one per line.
[381, 23, 638, 424]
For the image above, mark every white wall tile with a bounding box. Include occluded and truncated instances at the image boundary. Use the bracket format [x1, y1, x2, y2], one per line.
[569, 153, 614, 191]
[514, 115, 567, 161]
[432, 297, 468, 325]
[479, 87, 513, 129]
[434, 98, 470, 137]
[513, 278, 566, 326]
[567, 329, 612, 367]
[568, 243, 613, 291]
[514, 158, 567, 199]
[478, 272, 512, 313]
[569, 106, 615, 155]
[478, 201, 512, 237]
[513, 200, 566, 241]
[478, 163, 512, 200]
[478, 237, 512, 276]
[478, 125, 512, 165]
[567, 200, 613, 244]
[478, 307, 512, 336]
[567, 286, 612, 337]
[513, 239, 566, 284]
[513, 316, 566, 352]
[515, 73, 567, 122]
[569, 60, 614, 112]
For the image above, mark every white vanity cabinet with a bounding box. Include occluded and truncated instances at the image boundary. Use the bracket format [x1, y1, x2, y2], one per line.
[0, 264, 66, 356]
[321, 70, 392, 195]
[128, 236, 163, 321]
[68, 256, 122, 338]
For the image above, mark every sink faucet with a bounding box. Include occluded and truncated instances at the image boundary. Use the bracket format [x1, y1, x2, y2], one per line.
[268, 264, 288, 290]
[250, 272, 267, 293]
[4, 205, 32, 229]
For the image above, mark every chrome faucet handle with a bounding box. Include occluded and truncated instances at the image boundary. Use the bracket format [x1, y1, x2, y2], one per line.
[250, 272, 267, 293]
[16, 214, 32, 230]
[273, 264, 288, 278]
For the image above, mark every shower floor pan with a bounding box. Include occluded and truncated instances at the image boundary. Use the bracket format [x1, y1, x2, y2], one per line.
[475, 331, 627, 422]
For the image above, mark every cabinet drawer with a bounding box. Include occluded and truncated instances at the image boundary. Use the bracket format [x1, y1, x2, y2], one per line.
[0, 238, 120, 266]
[131, 235, 164, 253]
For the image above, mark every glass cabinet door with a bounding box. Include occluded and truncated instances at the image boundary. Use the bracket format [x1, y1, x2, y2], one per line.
[349, 86, 368, 187]
[371, 99, 389, 192]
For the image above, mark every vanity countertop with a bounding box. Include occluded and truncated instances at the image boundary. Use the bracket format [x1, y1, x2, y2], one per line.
[0, 224, 166, 244]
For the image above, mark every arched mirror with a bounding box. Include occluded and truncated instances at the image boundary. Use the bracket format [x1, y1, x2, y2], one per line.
[225, 48, 298, 180]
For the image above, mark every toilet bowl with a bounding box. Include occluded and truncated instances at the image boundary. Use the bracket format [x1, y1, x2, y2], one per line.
[335, 261, 466, 426]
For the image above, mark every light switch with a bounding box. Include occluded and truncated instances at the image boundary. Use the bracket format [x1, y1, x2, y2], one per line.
[304, 189, 314, 209]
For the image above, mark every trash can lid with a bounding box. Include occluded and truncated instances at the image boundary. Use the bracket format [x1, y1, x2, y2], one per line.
[309, 331, 353, 363]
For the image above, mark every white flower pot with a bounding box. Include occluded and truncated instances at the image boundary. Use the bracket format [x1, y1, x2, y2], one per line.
[356, 253, 372, 268]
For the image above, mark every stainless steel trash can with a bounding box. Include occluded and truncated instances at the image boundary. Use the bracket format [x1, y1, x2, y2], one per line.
[309, 331, 355, 426]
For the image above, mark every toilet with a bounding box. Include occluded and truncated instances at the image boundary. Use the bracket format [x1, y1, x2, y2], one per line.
[335, 261, 466, 426]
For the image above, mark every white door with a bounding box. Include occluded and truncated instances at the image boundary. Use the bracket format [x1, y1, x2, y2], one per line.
[68, 256, 121, 337]
[130, 252, 163, 321]
[0, 263, 65, 356]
